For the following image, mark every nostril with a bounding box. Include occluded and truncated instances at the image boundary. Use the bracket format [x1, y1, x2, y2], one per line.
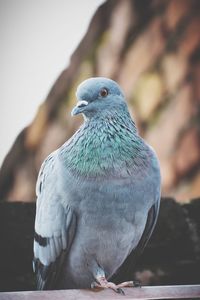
[77, 100, 88, 108]
[78, 103, 86, 108]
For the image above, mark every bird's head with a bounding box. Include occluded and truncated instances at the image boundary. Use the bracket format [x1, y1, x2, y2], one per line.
[71, 77, 126, 119]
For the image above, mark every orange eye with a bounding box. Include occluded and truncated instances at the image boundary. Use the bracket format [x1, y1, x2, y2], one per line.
[100, 88, 108, 97]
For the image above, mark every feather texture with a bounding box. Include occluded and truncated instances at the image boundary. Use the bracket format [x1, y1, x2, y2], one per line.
[33, 77, 161, 290]
[33, 153, 76, 289]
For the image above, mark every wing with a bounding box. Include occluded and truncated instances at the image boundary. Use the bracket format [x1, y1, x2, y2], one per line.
[33, 152, 76, 290]
[112, 201, 159, 282]
[132, 201, 159, 258]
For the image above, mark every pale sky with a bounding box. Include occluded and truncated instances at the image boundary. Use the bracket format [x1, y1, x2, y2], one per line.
[0, 0, 104, 166]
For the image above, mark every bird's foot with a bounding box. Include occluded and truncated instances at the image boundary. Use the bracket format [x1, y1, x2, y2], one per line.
[117, 279, 141, 288]
[91, 278, 125, 295]
[91, 276, 139, 295]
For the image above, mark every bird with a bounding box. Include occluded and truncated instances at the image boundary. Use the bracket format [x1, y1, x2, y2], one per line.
[33, 77, 161, 294]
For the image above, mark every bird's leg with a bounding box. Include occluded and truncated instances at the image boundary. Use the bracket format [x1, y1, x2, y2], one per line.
[91, 262, 141, 294]
[91, 262, 125, 294]
[91, 276, 125, 295]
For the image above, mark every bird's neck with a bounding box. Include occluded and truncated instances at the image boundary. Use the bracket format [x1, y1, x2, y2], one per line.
[60, 111, 149, 178]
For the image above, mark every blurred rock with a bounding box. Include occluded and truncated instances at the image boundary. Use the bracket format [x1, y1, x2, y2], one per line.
[35, 121, 69, 170]
[164, 0, 191, 31]
[190, 173, 200, 203]
[133, 72, 164, 121]
[161, 52, 188, 92]
[0, 0, 200, 202]
[119, 17, 165, 98]
[96, 0, 134, 78]
[7, 164, 36, 202]
[179, 17, 200, 58]
[25, 104, 49, 150]
[145, 83, 194, 191]
[174, 127, 200, 177]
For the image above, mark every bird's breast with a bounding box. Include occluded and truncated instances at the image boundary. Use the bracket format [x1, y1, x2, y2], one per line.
[60, 122, 153, 179]
[60, 163, 159, 283]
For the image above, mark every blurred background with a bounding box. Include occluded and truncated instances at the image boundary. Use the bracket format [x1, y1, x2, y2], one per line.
[0, 0, 200, 204]
[0, 0, 104, 167]
[0, 0, 200, 292]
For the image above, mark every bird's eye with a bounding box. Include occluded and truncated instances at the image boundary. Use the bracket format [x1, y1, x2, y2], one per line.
[99, 88, 108, 97]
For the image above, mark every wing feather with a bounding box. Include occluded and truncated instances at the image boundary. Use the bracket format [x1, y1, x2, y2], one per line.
[33, 152, 76, 290]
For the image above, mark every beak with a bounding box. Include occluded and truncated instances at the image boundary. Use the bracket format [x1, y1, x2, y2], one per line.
[71, 100, 88, 116]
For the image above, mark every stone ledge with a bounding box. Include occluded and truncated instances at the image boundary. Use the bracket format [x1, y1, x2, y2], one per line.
[0, 285, 200, 300]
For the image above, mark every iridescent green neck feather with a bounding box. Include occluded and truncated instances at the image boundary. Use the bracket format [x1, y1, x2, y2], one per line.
[60, 108, 150, 178]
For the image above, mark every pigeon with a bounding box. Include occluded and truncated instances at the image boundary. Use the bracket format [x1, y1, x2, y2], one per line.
[33, 77, 161, 294]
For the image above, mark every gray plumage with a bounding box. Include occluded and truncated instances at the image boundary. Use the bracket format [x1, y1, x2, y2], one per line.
[33, 77, 161, 290]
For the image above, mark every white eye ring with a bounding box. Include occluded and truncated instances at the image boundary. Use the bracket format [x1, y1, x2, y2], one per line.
[100, 88, 108, 97]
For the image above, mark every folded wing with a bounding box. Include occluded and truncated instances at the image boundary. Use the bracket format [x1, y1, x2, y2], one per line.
[33, 152, 76, 290]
